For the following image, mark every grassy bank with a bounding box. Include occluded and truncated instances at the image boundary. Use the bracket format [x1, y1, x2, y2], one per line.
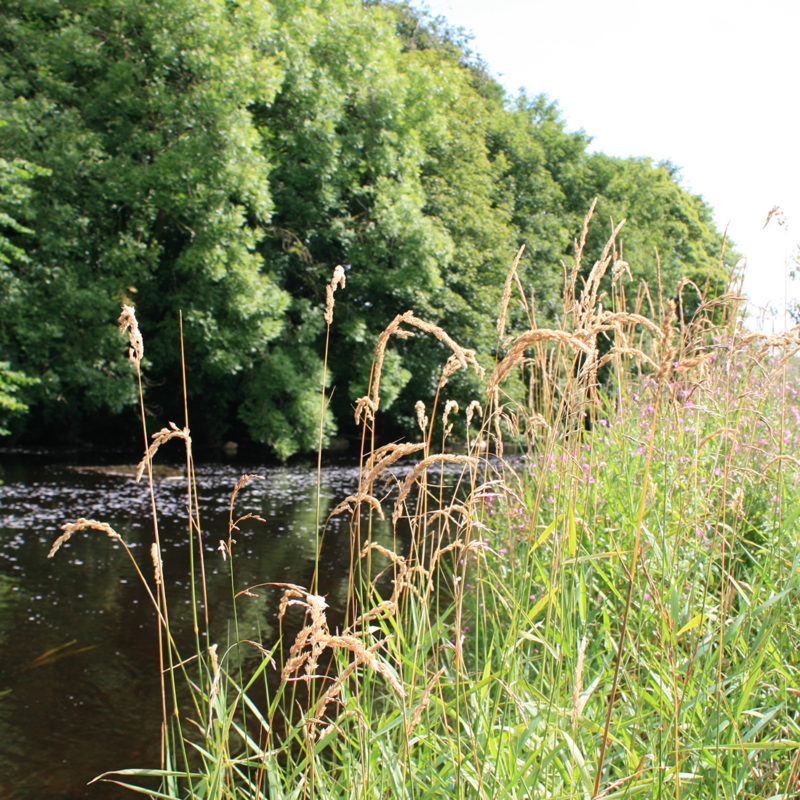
[50, 219, 800, 799]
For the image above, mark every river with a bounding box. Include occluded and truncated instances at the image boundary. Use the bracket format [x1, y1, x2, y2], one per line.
[0, 450, 380, 799]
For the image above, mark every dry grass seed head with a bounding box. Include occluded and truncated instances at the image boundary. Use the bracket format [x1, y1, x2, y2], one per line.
[612, 259, 632, 283]
[118, 305, 143, 369]
[360, 542, 431, 603]
[48, 518, 123, 558]
[280, 589, 331, 683]
[497, 244, 526, 341]
[368, 311, 482, 411]
[324, 264, 347, 325]
[227, 475, 266, 548]
[276, 583, 315, 621]
[354, 395, 377, 425]
[313, 659, 360, 724]
[425, 502, 469, 533]
[150, 543, 163, 586]
[328, 492, 385, 521]
[362, 442, 426, 488]
[437, 353, 467, 392]
[673, 352, 714, 379]
[405, 667, 446, 738]
[392, 455, 480, 525]
[656, 299, 678, 381]
[442, 400, 459, 434]
[578, 219, 626, 321]
[136, 422, 191, 482]
[596, 311, 665, 342]
[763, 204, 788, 229]
[204, 643, 223, 735]
[415, 400, 428, 436]
[465, 400, 483, 430]
[323, 635, 405, 697]
[488, 329, 593, 396]
[350, 599, 397, 629]
[525, 412, 550, 433]
[313, 636, 402, 732]
[567, 198, 598, 310]
[597, 345, 657, 374]
[571, 635, 588, 735]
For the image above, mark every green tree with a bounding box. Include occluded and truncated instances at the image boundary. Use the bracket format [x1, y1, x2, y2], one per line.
[0, 0, 735, 456]
[0, 140, 46, 434]
[582, 153, 731, 303]
[0, 0, 287, 438]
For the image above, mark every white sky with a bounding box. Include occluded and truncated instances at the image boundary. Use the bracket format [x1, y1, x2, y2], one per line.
[413, 0, 800, 329]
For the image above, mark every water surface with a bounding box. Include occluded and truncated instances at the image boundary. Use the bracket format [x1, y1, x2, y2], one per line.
[0, 451, 374, 799]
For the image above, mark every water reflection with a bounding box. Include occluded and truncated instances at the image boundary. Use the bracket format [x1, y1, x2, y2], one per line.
[0, 455, 376, 799]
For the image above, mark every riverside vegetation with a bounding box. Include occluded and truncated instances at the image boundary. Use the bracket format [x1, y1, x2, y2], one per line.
[47, 212, 800, 799]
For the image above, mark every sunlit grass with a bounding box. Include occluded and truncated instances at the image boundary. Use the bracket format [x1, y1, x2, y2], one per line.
[50, 218, 800, 799]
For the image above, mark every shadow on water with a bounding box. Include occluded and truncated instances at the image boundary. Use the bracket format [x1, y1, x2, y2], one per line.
[0, 452, 387, 800]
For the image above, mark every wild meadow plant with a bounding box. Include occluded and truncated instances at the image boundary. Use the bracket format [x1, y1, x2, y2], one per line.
[48, 213, 800, 799]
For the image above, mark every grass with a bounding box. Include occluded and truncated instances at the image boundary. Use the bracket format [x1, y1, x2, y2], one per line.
[49, 213, 800, 799]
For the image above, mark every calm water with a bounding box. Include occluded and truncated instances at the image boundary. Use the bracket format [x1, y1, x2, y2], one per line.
[0, 451, 381, 799]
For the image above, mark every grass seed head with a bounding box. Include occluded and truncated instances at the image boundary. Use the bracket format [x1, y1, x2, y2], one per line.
[324, 264, 347, 325]
[118, 305, 143, 369]
[48, 518, 124, 558]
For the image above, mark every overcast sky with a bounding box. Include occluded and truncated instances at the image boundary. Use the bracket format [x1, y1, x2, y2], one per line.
[412, 0, 800, 329]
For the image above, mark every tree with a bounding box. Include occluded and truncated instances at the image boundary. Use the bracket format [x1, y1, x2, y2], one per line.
[0, 0, 735, 456]
[0, 137, 46, 435]
[0, 0, 287, 439]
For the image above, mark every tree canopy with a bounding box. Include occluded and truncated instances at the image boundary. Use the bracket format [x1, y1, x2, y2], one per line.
[0, 0, 734, 457]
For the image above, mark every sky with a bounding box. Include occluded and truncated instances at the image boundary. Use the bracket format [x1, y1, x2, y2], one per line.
[412, 0, 800, 329]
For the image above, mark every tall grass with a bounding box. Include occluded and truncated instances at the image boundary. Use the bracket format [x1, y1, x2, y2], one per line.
[50, 215, 800, 799]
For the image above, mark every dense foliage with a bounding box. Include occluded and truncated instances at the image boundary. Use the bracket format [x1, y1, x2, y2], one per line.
[0, 0, 733, 457]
